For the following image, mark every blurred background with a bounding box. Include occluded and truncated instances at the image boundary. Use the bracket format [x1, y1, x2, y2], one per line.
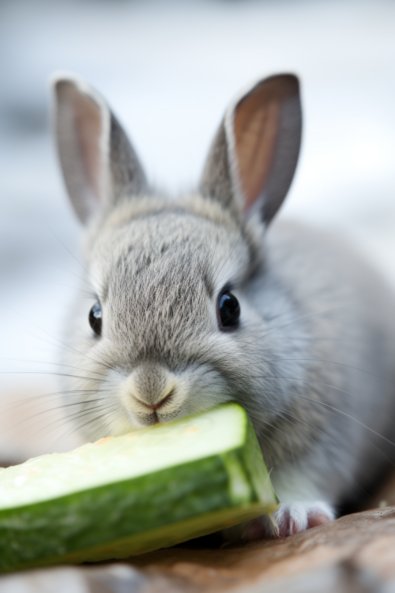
[0, 0, 394, 460]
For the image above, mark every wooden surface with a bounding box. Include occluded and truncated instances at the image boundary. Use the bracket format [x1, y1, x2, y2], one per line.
[1, 507, 395, 593]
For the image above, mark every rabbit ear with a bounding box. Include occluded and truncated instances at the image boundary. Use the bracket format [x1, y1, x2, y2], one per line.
[52, 75, 147, 224]
[200, 74, 301, 225]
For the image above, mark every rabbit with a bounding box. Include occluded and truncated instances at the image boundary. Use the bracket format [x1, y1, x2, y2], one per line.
[52, 73, 395, 538]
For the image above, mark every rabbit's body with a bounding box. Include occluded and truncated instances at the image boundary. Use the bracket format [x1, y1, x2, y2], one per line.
[53, 74, 395, 536]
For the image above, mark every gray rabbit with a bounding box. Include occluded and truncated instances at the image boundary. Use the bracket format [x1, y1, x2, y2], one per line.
[53, 73, 395, 537]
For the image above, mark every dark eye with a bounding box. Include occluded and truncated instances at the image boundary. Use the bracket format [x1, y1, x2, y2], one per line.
[217, 289, 240, 331]
[89, 302, 102, 336]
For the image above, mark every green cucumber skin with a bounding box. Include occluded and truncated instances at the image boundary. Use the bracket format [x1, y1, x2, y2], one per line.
[243, 417, 279, 507]
[0, 404, 277, 573]
[0, 451, 270, 573]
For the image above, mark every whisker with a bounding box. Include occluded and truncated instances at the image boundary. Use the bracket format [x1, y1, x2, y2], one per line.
[59, 404, 117, 426]
[53, 409, 116, 446]
[0, 370, 107, 383]
[56, 339, 115, 374]
[44, 225, 90, 279]
[257, 356, 386, 382]
[28, 398, 111, 419]
[2, 392, 113, 432]
[2, 358, 110, 379]
[8, 398, 119, 448]
[261, 304, 354, 336]
[2, 388, 107, 414]
[298, 394, 395, 450]
[256, 372, 395, 450]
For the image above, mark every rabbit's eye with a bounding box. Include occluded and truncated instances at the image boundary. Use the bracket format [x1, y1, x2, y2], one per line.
[217, 290, 240, 331]
[89, 302, 102, 336]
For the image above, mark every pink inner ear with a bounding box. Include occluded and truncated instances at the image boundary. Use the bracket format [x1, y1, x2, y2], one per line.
[235, 94, 280, 211]
[73, 94, 103, 202]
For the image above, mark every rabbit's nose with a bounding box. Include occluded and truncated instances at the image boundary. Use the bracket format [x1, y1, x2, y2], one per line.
[121, 364, 186, 424]
[134, 387, 175, 412]
[128, 363, 179, 415]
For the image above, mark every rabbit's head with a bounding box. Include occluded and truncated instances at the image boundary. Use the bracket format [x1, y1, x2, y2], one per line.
[53, 74, 301, 440]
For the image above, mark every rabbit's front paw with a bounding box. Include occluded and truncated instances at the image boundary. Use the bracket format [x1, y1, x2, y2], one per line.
[227, 501, 334, 542]
[274, 501, 334, 537]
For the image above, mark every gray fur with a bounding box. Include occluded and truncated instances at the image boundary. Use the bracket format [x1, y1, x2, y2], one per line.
[53, 74, 395, 533]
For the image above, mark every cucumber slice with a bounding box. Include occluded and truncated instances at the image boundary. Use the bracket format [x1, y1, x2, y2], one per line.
[0, 403, 277, 573]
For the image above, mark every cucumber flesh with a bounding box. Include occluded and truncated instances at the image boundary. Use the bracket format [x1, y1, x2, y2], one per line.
[0, 403, 277, 573]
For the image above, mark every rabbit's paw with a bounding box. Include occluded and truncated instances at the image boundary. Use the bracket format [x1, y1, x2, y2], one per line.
[228, 502, 334, 542]
[274, 501, 334, 537]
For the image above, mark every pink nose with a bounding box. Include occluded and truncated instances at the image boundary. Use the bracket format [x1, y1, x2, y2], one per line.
[135, 388, 174, 412]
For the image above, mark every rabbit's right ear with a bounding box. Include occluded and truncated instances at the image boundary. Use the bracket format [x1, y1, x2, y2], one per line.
[199, 74, 302, 225]
[52, 75, 147, 225]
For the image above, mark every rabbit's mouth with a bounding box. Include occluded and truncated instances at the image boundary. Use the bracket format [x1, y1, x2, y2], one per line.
[133, 409, 179, 427]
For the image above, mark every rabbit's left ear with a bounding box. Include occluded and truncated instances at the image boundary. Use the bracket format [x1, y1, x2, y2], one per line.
[199, 74, 302, 225]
